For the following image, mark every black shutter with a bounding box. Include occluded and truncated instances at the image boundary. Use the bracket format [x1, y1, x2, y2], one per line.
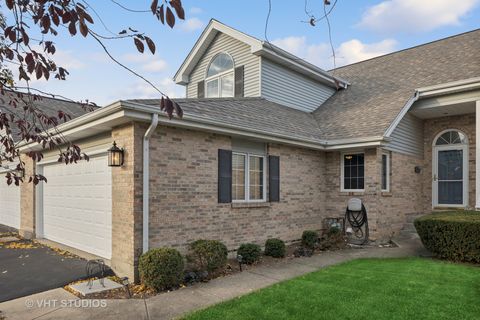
[197, 81, 205, 98]
[218, 149, 232, 203]
[269, 155, 280, 202]
[234, 66, 244, 97]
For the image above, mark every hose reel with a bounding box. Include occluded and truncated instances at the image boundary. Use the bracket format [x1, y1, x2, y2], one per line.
[345, 198, 369, 245]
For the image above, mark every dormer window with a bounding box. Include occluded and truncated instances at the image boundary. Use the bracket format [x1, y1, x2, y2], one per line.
[205, 53, 234, 98]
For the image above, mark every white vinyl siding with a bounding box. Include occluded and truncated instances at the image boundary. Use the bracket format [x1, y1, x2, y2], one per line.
[387, 113, 424, 158]
[261, 58, 336, 112]
[187, 33, 260, 98]
[0, 173, 21, 229]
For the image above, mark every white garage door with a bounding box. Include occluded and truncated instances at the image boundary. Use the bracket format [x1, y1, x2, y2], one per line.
[41, 155, 112, 259]
[0, 173, 21, 229]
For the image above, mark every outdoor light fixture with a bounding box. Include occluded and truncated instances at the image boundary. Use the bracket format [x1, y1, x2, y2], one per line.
[120, 277, 131, 298]
[108, 141, 124, 167]
[237, 254, 243, 272]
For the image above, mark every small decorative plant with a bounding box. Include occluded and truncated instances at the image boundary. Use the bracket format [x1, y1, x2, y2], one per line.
[302, 230, 318, 250]
[186, 239, 228, 276]
[237, 243, 262, 264]
[264, 238, 286, 258]
[138, 247, 184, 291]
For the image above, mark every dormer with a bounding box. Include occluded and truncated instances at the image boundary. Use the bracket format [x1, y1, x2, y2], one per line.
[174, 19, 349, 112]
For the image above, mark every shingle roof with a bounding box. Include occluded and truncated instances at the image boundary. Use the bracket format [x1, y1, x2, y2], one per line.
[127, 97, 325, 142]
[0, 91, 97, 140]
[134, 30, 480, 145]
[313, 29, 480, 140]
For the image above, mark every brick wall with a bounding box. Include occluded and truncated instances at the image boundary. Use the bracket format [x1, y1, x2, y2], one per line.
[377, 151, 423, 236]
[422, 114, 475, 210]
[111, 122, 145, 281]
[325, 148, 423, 240]
[148, 125, 326, 252]
[19, 154, 35, 239]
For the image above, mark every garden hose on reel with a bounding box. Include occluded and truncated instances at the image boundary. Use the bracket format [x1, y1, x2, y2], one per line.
[345, 198, 369, 245]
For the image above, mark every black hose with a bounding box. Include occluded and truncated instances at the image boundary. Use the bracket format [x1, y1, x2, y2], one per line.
[345, 204, 369, 245]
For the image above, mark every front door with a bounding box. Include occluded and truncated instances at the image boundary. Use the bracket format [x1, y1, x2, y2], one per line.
[433, 145, 468, 207]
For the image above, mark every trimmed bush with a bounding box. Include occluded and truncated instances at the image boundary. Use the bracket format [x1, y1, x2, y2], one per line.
[264, 238, 286, 258]
[186, 240, 228, 273]
[237, 243, 262, 264]
[414, 211, 480, 263]
[302, 230, 318, 250]
[138, 247, 184, 291]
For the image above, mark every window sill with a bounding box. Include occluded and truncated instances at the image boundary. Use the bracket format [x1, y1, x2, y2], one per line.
[231, 202, 271, 209]
[340, 190, 365, 195]
[381, 191, 392, 197]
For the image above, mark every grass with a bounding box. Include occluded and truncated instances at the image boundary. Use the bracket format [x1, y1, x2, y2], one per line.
[183, 258, 480, 320]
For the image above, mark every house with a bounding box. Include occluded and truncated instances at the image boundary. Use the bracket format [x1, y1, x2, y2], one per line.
[1, 20, 479, 280]
[0, 95, 95, 231]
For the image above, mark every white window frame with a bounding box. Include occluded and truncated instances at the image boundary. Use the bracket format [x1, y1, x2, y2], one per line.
[432, 129, 469, 208]
[205, 70, 234, 98]
[205, 52, 235, 98]
[340, 151, 365, 192]
[232, 152, 267, 203]
[381, 152, 390, 192]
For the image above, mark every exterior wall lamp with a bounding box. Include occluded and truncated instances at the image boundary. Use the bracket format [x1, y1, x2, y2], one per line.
[108, 141, 124, 167]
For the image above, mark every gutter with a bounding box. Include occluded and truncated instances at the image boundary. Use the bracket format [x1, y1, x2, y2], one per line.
[385, 77, 480, 138]
[142, 113, 158, 254]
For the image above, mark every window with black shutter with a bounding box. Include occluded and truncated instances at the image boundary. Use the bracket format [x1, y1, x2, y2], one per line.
[269, 155, 280, 202]
[218, 149, 232, 203]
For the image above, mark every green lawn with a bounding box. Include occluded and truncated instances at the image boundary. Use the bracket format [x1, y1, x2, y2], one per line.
[184, 258, 480, 320]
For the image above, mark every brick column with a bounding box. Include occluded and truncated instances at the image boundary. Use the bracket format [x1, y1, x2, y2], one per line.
[19, 154, 36, 239]
[111, 122, 145, 282]
[476, 100, 480, 209]
[364, 147, 381, 237]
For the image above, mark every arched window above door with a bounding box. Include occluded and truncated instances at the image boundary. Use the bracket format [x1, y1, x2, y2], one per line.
[434, 130, 467, 146]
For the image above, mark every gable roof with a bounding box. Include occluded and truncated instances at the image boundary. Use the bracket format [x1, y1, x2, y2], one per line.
[173, 19, 348, 89]
[313, 29, 480, 141]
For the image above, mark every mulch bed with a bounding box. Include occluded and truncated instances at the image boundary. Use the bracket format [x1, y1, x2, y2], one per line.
[66, 237, 395, 300]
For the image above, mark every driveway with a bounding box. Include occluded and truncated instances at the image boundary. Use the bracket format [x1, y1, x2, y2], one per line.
[0, 225, 92, 302]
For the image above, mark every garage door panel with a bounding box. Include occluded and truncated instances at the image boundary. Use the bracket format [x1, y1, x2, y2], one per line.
[41, 155, 112, 259]
[0, 173, 21, 229]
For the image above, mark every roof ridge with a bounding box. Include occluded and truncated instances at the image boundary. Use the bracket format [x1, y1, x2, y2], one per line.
[0, 89, 101, 108]
[330, 28, 480, 71]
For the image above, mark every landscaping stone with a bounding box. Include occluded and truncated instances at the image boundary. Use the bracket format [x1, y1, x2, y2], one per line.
[68, 278, 122, 296]
[0, 236, 19, 243]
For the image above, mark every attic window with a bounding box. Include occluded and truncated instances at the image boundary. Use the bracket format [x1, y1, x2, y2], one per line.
[206, 53, 234, 98]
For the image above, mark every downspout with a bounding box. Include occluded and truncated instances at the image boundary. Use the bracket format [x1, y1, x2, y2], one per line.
[143, 113, 159, 253]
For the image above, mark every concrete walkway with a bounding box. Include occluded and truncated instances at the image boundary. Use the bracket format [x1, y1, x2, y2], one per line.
[0, 238, 429, 320]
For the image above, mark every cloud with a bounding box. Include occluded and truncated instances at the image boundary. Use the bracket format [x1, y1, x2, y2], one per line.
[52, 50, 85, 70]
[190, 7, 203, 14]
[359, 0, 479, 33]
[123, 78, 185, 99]
[272, 36, 397, 69]
[10, 48, 85, 86]
[122, 53, 168, 73]
[336, 39, 398, 65]
[180, 18, 205, 32]
[141, 60, 168, 72]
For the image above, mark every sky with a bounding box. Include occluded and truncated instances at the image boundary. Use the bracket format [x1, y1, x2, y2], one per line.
[8, 0, 480, 105]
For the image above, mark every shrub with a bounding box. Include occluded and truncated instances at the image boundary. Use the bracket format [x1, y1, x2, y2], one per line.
[186, 240, 228, 274]
[319, 227, 346, 251]
[302, 230, 318, 249]
[264, 238, 286, 258]
[138, 247, 184, 291]
[237, 243, 262, 264]
[414, 211, 480, 263]
[327, 226, 341, 236]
